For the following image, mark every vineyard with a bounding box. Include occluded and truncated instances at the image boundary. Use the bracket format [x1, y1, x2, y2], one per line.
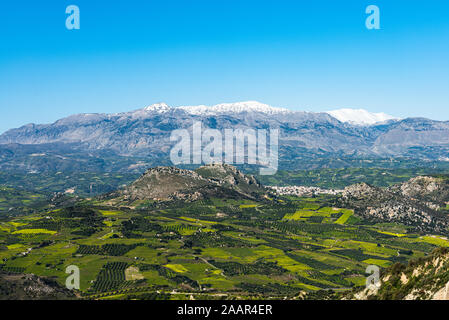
[0, 266, 26, 274]
[210, 260, 286, 276]
[90, 262, 131, 293]
[183, 231, 247, 248]
[76, 244, 141, 256]
[138, 264, 200, 289]
[163, 224, 198, 235]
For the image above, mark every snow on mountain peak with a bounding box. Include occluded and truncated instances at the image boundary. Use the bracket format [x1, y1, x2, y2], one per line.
[143, 103, 171, 113]
[177, 101, 291, 115]
[326, 108, 399, 126]
[138, 102, 397, 125]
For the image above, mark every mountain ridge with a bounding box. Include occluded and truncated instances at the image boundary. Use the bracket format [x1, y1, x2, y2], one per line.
[1, 102, 449, 168]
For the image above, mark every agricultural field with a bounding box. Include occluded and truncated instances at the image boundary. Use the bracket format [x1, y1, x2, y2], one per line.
[0, 193, 446, 300]
[255, 167, 447, 189]
[0, 186, 49, 216]
[0, 171, 141, 198]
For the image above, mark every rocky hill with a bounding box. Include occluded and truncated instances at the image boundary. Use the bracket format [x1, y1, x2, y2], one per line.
[195, 163, 262, 195]
[338, 176, 449, 235]
[389, 175, 449, 208]
[0, 272, 76, 300]
[106, 164, 267, 203]
[353, 247, 449, 300]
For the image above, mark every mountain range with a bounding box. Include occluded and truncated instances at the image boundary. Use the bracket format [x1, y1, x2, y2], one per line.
[1, 101, 449, 173]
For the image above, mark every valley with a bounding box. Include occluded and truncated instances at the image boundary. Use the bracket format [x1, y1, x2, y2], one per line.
[1, 164, 448, 300]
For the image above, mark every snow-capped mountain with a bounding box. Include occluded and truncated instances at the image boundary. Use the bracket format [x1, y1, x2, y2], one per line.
[143, 103, 171, 113]
[140, 102, 396, 125]
[1, 101, 449, 169]
[326, 108, 399, 126]
[177, 101, 291, 115]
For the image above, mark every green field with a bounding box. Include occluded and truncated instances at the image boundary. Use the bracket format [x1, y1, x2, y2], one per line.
[0, 194, 446, 300]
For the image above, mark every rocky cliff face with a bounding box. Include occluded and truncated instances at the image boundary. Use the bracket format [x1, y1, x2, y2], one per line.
[353, 247, 449, 300]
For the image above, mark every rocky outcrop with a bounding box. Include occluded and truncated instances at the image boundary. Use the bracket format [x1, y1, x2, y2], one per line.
[107, 164, 267, 203]
[389, 176, 449, 207]
[0, 273, 76, 300]
[338, 177, 449, 235]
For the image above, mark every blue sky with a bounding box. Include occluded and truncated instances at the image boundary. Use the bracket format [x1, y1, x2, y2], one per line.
[1, 0, 448, 133]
